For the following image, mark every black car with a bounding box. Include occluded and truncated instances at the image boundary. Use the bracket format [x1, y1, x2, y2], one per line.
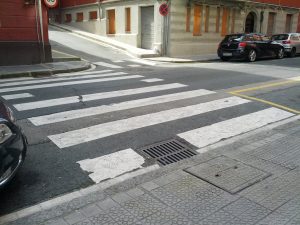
[218, 33, 285, 62]
[0, 101, 27, 188]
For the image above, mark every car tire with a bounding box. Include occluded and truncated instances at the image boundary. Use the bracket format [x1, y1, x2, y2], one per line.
[288, 48, 296, 58]
[248, 49, 256, 62]
[276, 48, 284, 59]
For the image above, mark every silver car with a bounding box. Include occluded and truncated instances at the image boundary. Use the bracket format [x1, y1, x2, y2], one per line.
[271, 33, 300, 57]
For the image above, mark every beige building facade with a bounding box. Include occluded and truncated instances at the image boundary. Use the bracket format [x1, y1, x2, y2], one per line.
[51, 0, 300, 57]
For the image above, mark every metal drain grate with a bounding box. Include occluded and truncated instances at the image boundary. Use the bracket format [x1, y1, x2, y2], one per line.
[139, 139, 197, 166]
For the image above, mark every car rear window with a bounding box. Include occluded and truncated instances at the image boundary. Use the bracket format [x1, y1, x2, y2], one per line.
[223, 35, 243, 42]
[271, 34, 289, 41]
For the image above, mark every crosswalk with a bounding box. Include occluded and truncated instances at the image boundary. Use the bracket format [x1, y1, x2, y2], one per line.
[0, 68, 295, 184]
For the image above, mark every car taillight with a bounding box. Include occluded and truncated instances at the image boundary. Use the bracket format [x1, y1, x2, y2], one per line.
[282, 40, 291, 44]
[238, 42, 247, 48]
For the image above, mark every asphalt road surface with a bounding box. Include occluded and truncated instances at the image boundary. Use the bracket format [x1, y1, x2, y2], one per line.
[1, 28, 300, 216]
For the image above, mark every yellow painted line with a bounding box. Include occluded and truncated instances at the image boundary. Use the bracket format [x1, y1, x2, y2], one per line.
[230, 92, 300, 115]
[232, 80, 298, 94]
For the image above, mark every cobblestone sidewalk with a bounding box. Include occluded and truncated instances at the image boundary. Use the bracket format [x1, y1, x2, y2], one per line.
[1, 117, 300, 225]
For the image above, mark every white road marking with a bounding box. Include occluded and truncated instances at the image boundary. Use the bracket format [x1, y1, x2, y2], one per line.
[0, 71, 124, 88]
[2, 93, 34, 100]
[94, 62, 122, 69]
[14, 83, 186, 111]
[77, 149, 145, 183]
[53, 69, 112, 77]
[0, 74, 142, 94]
[29, 89, 215, 125]
[0, 77, 34, 83]
[178, 107, 294, 151]
[112, 60, 124, 63]
[289, 76, 300, 81]
[128, 59, 157, 66]
[141, 78, 164, 83]
[48, 96, 250, 148]
[128, 64, 141, 68]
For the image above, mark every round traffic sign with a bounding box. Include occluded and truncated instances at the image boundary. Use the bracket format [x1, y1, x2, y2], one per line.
[44, 0, 58, 8]
[159, 3, 169, 16]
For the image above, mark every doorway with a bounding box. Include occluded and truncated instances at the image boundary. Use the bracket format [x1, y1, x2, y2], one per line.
[141, 6, 154, 49]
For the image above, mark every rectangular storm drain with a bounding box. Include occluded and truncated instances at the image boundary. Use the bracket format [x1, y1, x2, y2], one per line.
[138, 139, 197, 166]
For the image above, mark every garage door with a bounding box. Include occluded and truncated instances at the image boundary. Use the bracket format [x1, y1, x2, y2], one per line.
[141, 6, 154, 49]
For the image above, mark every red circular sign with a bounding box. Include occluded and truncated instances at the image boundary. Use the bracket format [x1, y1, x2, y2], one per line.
[44, 0, 58, 8]
[159, 3, 169, 16]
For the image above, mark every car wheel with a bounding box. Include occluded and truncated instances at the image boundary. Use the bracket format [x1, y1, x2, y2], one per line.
[221, 57, 231, 61]
[288, 48, 296, 58]
[276, 48, 284, 59]
[248, 49, 256, 62]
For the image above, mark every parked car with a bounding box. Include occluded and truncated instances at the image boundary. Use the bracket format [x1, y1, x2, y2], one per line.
[271, 33, 300, 57]
[218, 33, 285, 62]
[0, 101, 27, 188]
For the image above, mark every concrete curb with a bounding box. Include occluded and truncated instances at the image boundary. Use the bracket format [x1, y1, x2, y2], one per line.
[0, 62, 91, 79]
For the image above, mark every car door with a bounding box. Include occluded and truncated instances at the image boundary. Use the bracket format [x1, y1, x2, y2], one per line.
[258, 35, 272, 57]
[295, 34, 300, 53]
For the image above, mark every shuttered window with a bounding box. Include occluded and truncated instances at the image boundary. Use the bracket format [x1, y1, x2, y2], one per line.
[76, 12, 83, 22]
[125, 8, 131, 32]
[186, 6, 191, 32]
[193, 5, 202, 36]
[285, 14, 292, 33]
[107, 9, 116, 34]
[216, 7, 220, 33]
[267, 12, 276, 36]
[204, 6, 210, 32]
[89, 11, 97, 20]
[221, 7, 229, 36]
[65, 14, 72, 23]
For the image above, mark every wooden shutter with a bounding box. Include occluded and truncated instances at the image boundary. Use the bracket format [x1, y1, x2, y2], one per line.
[221, 7, 229, 36]
[89, 11, 98, 20]
[125, 8, 131, 32]
[285, 14, 292, 33]
[193, 5, 202, 36]
[267, 12, 275, 36]
[76, 13, 83, 22]
[205, 6, 210, 32]
[107, 9, 116, 34]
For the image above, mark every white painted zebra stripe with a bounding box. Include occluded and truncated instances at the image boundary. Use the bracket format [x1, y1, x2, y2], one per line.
[0, 71, 124, 88]
[48, 96, 250, 149]
[14, 83, 186, 111]
[77, 149, 145, 183]
[2, 93, 34, 100]
[53, 69, 112, 77]
[94, 62, 122, 69]
[128, 65, 141, 68]
[141, 78, 164, 83]
[128, 59, 156, 66]
[178, 107, 294, 151]
[0, 74, 142, 94]
[29, 89, 215, 126]
[0, 77, 34, 83]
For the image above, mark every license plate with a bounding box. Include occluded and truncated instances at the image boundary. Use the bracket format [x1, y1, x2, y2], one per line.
[223, 52, 232, 56]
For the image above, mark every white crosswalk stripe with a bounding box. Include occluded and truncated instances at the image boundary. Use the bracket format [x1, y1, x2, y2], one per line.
[0, 74, 143, 94]
[141, 78, 164, 83]
[2, 93, 34, 100]
[178, 107, 294, 151]
[14, 83, 186, 111]
[48, 96, 250, 149]
[0, 71, 125, 88]
[28, 89, 215, 125]
[94, 61, 123, 69]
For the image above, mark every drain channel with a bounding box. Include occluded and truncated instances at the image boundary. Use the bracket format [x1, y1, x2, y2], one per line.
[138, 139, 197, 166]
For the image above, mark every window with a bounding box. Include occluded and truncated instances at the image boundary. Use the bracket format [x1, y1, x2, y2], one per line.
[76, 12, 83, 22]
[193, 5, 202, 36]
[221, 7, 229, 36]
[65, 14, 72, 23]
[285, 14, 293, 33]
[186, 6, 191, 32]
[204, 6, 210, 33]
[89, 11, 98, 20]
[267, 12, 276, 36]
[231, 9, 236, 33]
[291, 34, 299, 41]
[216, 7, 220, 33]
[125, 8, 131, 32]
[107, 9, 116, 34]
